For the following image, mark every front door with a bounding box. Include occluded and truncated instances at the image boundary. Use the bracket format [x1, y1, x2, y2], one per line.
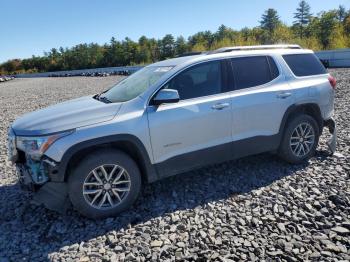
[147, 60, 232, 177]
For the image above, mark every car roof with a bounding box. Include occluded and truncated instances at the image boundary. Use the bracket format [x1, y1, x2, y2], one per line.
[150, 45, 314, 68]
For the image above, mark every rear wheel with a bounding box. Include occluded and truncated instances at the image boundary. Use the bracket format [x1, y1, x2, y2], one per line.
[278, 114, 320, 163]
[68, 149, 141, 219]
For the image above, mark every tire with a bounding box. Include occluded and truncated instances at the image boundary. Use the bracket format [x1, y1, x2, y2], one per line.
[68, 149, 141, 219]
[278, 114, 320, 163]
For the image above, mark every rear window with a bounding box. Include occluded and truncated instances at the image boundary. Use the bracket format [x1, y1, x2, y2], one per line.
[283, 53, 327, 77]
[231, 56, 279, 90]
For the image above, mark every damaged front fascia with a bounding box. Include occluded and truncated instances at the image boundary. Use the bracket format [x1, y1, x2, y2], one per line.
[24, 154, 50, 184]
[21, 154, 70, 213]
[20, 151, 60, 185]
[31, 182, 70, 214]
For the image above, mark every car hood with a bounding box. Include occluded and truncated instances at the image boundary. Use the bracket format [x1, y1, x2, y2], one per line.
[12, 96, 122, 136]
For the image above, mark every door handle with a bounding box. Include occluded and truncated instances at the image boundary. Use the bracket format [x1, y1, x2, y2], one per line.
[277, 92, 292, 99]
[211, 102, 230, 110]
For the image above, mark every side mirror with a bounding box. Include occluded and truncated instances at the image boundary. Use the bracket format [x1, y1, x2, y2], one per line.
[152, 89, 180, 105]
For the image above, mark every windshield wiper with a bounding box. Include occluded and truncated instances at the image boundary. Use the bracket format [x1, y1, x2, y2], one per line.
[94, 94, 112, 103]
[99, 96, 112, 103]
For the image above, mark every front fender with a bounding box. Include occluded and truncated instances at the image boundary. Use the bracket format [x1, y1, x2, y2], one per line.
[47, 134, 158, 183]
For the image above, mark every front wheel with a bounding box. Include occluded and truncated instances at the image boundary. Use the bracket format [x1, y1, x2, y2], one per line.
[68, 149, 141, 219]
[278, 114, 320, 163]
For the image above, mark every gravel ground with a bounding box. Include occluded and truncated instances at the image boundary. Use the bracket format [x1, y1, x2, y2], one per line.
[0, 71, 349, 262]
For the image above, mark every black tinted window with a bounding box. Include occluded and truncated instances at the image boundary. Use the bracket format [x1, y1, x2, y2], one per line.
[283, 53, 327, 77]
[231, 56, 276, 90]
[167, 61, 222, 100]
[268, 56, 279, 79]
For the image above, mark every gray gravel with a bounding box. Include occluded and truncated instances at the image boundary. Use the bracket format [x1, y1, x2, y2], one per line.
[0, 71, 349, 261]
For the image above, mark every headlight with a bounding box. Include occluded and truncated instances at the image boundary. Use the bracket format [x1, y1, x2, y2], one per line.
[16, 130, 74, 160]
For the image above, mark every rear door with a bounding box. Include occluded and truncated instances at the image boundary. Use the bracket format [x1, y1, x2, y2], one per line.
[229, 55, 294, 154]
[147, 59, 233, 176]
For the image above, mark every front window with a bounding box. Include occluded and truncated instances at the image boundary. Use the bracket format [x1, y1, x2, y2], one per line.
[101, 66, 173, 103]
[164, 60, 223, 100]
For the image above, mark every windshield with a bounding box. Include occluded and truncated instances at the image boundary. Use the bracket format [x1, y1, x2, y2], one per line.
[101, 66, 173, 103]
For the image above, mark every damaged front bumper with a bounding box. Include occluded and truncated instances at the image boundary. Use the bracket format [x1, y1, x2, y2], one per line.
[8, 128, 70, 213]
[324, 118, 337, 154]
[15, 161, 70, 213]
[13, 155, 69, 213]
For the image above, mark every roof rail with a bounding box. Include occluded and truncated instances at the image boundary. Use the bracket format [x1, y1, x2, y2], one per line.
[177, 51, 206, 57]
[209, 44, 302, 54]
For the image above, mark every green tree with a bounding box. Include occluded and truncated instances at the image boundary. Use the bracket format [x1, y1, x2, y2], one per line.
[122, 37, 139, 65]
[1, 4, 350, 75]
[318, 11, 338, 48]
[175, 36, 188, 56]
[260, 8, 281, 42]
[344, 15, 350, 35]
[148, 38, 161, 62]
[337, 5, 347, 23]
[136, 36, 152, 64]
[216, 24, 229, 40]
[272, 24, 294, 43]
[160, 34, 175, 59]
[293, 1, 312, 38]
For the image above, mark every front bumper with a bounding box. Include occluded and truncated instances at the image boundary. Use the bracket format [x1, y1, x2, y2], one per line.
[8, 128, 69, 213]
[15, 162, 69, 213]
[324, 118, 337, 154]
[16, 164, 36, 190]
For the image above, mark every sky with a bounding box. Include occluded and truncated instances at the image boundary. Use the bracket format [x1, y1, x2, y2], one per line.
[0, 0, 349, 63]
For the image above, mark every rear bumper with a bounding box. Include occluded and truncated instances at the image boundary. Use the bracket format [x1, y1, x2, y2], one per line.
[324, 118, 337, 154]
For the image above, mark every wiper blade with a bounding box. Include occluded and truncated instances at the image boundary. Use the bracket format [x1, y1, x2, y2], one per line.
[94, 94, 112, 103]
[99, 96, 112, 103]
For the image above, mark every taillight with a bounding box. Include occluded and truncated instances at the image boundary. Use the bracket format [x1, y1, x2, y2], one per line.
[328, 75, 336, 89]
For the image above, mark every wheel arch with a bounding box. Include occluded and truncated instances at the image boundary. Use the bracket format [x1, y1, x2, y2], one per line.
[50, 134, 158, 184]
[279, 103, 323, 141]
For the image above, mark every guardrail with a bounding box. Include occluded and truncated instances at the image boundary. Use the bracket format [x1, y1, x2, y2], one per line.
[315, 49, 350, 68]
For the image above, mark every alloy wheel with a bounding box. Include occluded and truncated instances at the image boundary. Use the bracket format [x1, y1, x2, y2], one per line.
[83, 164, 131, 210]
[289, 122, 315, 158]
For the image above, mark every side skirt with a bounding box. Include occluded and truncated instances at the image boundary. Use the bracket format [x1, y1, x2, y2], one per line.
[155, 134, 280, 179]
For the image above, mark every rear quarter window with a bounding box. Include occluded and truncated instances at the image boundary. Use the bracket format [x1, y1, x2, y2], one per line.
[283, 53, 327, 77]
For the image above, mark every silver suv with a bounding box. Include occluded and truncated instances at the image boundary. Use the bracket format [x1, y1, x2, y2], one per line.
[7, 45, 337, 218]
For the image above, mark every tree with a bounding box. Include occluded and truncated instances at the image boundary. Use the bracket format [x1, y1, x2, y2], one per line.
[318, 11, 338, 49]
[175, 36, 188, 56]
[148, 38, 161, 62]
[272, 24, 294, 43]
[337, 5, 347, 23]
[344, 15, 350, 35]
[1, 4, 350, 75]
[188, 31, 213, 50]
[160, 34, 175, 59]
[122, 37, 138, 65]
[293, 1, 312, 38]
[260, 9, 281, 41]
[2, 59, 22, 73]
[136, 36, 152, 64]
[216, 24, 228, 40]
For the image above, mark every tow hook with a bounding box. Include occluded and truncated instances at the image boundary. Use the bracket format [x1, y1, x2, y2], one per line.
[325, 119, 337, 155]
